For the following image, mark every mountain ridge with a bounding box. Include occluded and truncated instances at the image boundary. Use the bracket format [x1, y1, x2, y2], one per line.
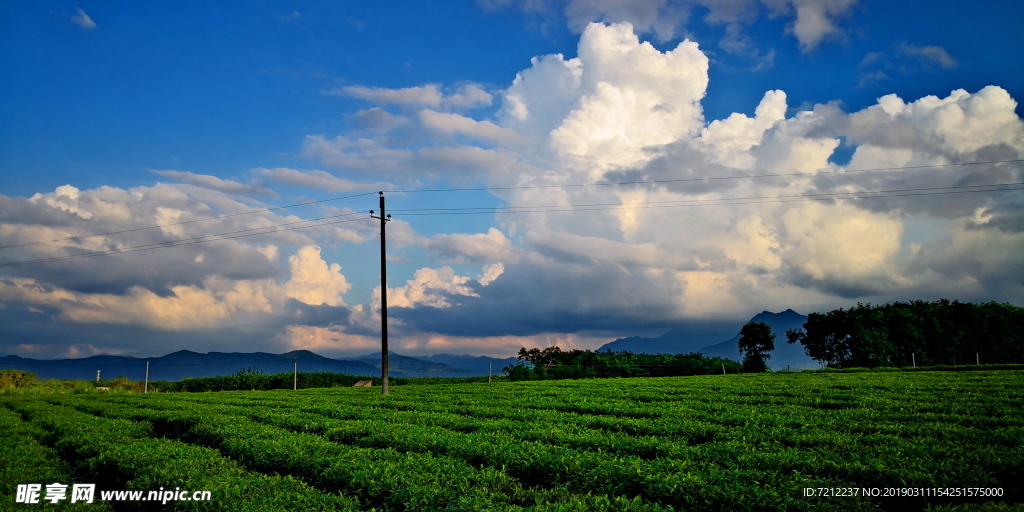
[0, 350, 516, 381]
[598, 309, 818, 370]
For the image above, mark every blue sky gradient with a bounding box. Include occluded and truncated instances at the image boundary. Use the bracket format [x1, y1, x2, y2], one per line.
[2, 0, 1022, 359]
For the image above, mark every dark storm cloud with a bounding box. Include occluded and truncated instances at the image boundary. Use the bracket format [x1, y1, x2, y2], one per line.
[389, 260, 690, 337]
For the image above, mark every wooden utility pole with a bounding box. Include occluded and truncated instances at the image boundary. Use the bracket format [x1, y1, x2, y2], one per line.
[370, 192, 392, 395]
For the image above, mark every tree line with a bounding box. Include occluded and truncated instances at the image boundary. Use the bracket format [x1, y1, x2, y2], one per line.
[503, 346, 742, 381]
[510, 299, 1024, 379]
[785, 299, 1024, 368]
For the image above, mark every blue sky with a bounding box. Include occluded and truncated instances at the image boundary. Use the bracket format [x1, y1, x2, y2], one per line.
[1, 0, 1022, 359]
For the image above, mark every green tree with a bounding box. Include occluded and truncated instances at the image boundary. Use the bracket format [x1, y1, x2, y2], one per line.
[738, 321, 775, 372]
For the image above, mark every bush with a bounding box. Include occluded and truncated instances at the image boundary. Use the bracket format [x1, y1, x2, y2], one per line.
[0, 370, 37, 390]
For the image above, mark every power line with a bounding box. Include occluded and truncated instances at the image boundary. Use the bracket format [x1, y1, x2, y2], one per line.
[2, 182, 1019, 268]
[5, 159, 1018, 251]
[391, 158, 1024, 194]
[0, 191, 378, 250]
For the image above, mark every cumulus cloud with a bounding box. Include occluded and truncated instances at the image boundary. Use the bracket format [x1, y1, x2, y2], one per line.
[0, 241, 357, 355]
[0, 183, 364, 296]
[380, 21, 1021, 343]
[6, 20, 1023, 359]
[284, 246, 352, 307]
[550, 23, 708, 171]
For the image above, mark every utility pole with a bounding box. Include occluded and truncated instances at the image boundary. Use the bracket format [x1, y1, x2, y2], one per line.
[370, 192, 392, 395]
[293, 357, 297, 391]
[96, 370, 101, 382]
[144, 361, 149, 393]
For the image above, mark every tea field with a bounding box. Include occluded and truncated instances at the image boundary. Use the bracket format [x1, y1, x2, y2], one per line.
[2, 371, 1022, 511]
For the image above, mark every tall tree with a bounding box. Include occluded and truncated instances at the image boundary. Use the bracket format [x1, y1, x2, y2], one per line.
[738, 321, 775, 372]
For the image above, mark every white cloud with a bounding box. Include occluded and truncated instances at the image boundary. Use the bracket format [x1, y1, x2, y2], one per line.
[351, 108, 410, 132]
[895, 42, 957, 70]
[422, 228, 519, 264]
[762, 0, 858, 51]
[699, 89, 787, 167]
[0, 277, 263, 330]
[563, 0, 692, 42]
[328, 84, 444, 106]
[499, 53, 583, 144]
[419, 110, 529, 145]
[843, 86, 1024, 157]
[0, 243, 355, 332]
[284, 246, 352, 307]
[478, 263, 505, 285]
[485, 0, 855, 51]
[327, 83, 494, 110]
[442, 83, 494, 108]
[71, 7, 96, 29]
[257, 167, 391, 192]
[531, 22, 709, 172]
[301, 135, 413, 172]
[387, 266, 479, 309]
[151, 170, 276, 197]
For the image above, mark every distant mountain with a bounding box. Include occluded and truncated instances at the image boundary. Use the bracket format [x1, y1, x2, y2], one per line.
[421, 354, 519, 374]
[598, 327, 727, 355]
[353, 352, 463, 377]
[697, 309, 818, 370]
[598, 309, 819, 370]
[0, 349, 524, 381]
[0, 350, 384, 381]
